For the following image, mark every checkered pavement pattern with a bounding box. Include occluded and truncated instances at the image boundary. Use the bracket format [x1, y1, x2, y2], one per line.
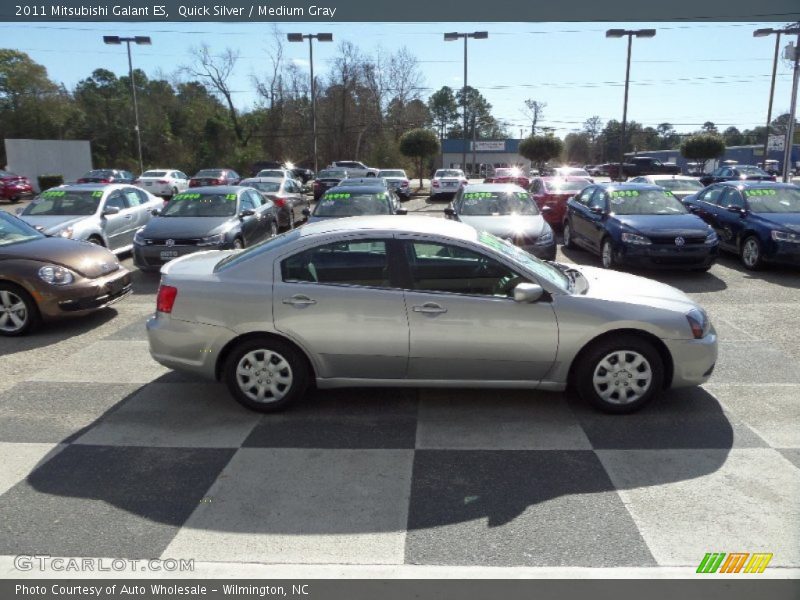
[1, 294, 799, 572]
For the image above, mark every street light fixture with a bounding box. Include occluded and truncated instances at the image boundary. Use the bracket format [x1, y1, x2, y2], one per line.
[606, 28, 656, 181]
[103, 35, 152, 174]
[287, 33, 333, 173]
[444, 31, 489, 175]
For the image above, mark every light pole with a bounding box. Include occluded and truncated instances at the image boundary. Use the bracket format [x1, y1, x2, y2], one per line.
[774, 25, 800, 182]
[444, 31, 488, 176]
[605, 28, 656, 181]
[753, 28, 787, 173]
[288, 33, 333, 174]
[103, 35, 151, 174]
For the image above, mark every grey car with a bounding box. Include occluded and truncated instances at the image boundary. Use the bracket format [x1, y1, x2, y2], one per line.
[445, 183, 556, 260]
[133, 186, 279, 272]
[240, 177, 310, 230]
[19, 184, 162, 254]
[303, 184, 407, 223]
[147, 215, 718, 415]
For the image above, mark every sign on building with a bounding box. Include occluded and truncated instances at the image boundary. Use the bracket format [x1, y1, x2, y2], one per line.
[470, 141, 506, 152]
[767, 135, 785, 151]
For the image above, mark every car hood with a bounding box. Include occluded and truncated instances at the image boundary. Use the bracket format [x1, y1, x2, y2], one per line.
[752, 212, 800, 232]
[458, 214, 547, 237]
[0, 237, 120, 278]
[574, 265, 698, 313]
[613, 213, 709, 236]
[142, 216, 235, 238]
[19, 215, 92, 235]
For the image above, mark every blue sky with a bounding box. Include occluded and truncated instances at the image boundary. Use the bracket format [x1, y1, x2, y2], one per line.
[0, 20, 797, 137]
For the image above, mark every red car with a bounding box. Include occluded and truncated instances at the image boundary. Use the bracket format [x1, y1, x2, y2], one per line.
[484, 167, 530, 189]
[529, 176, 592, 227]
[189, 168, 241, 187]
[0, 171, 34, 203]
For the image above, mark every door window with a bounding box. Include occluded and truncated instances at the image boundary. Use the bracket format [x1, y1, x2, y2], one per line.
[281, 239, 391, 288]
[588, 189, 607, 211]
[404, 241, 527, 298]
[699, 186, 726, 206]
[720, 188, 745, 209]
[240, 193, 257, 211]
[105, 191, 128, 211]
[531, 179, 543, 194]
[124, 189, 142, 206]
[576, 186, 595, 205]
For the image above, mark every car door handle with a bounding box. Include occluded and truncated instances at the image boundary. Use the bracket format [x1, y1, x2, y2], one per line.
[412, 303, 447, 314]
[282, 295, 317, 306]
[123, 214, 132, 219]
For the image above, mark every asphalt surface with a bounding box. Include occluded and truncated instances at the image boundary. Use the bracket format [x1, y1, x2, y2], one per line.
[1, 192, 799, 578]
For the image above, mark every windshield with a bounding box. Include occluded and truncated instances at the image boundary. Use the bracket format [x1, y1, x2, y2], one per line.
[738, 166, 769, 176]
[22, 190, 102, 216]
[656, 178, 703, 191]
[609, 189, 688, 215]
[244, 181, 281, 193]
[379, 170, 406, 178]
[458, 190, 540, 216]
[313, 191, 392, 217]
[477, 231, 569, 292]
[556, 168, 590, 177]
[194, 169, 223, 178]
[0, 212, 43, 246]
[256, 170, 285, 178]
[141, 171, 167, 177]
[318, 170, 347, 178]
[495, 168, 522, 178]
[744, 188, 800, 213]
[544, 179, 589, 193]
[162, 191, 238, 217]
[435, 170, 462, 178]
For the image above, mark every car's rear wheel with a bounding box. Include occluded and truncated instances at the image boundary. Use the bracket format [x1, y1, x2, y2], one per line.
[233, 237, 244, 250]
[288, 210, 295, 230]
[269, 220, 278, 238]
[575, 335, 664, 413]
[223, 337, 310, 412]
[87, 235, 104, 246]
[740, 235, 764, 271]
[0, 283, 40, 336]
[563, 220, 576, 249]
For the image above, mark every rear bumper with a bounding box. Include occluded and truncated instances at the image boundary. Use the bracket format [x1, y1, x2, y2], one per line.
[663, 332, 718, 388]
[147, 314, 236, 379]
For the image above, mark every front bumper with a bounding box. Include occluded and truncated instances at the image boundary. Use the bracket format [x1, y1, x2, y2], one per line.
[616, 242, 719, 269]
[663, 332, 718, 388]
[764, 241, 800, 266]
[35, 269, 133, 319]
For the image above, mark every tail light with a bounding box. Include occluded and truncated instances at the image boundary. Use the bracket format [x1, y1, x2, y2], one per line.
[313, 180, 321, 189]
[432, 180, 440, 187]
[401, 181, 409, 187]
[134, 179, 141, 184]
[77, 178, 87, 183]
[189, 180, 198, 187]
[99, 179, 110, 183]
[156, 285, 178, 313]
[157, 180, 168, 184]
[273, 197, 287, 207]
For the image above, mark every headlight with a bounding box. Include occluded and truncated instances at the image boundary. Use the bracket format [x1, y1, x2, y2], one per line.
[58, 227, 73, 239]
[771, 230, 800, 243]
[536, 226, 554, 244]
[621, 232, 652, 245]
[38, 265, 74, 285]
[705, 229, 718, 244]
[686, 308, 711, 339]
[197, 233, 225, 247]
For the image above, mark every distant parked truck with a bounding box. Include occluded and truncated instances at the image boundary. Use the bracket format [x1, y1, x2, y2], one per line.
[328, 160, 379, 178]
[605, 156, 682, 179]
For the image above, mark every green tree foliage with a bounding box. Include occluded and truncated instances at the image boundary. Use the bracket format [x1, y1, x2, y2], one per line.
[519, 135, 564, 170]
[399, 128, 440, 186]
[680, 134, 726, 172]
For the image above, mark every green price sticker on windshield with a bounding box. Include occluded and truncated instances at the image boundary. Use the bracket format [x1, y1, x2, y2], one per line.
[324, 193, 351, 199]
[174, 193, 201, 200]
[92, 191, 103, 197]
[463, 192, 493, 199]
[610, 190, 639, 197]
[42, 190, 65, 198]
[225, 194, 237, 200]
[745, 189, 776, 197]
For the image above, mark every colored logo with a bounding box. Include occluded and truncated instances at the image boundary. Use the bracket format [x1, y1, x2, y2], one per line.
[696, 552, 773, 574]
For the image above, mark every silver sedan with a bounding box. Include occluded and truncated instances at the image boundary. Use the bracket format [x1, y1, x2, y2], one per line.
[147, 216, 717, 414]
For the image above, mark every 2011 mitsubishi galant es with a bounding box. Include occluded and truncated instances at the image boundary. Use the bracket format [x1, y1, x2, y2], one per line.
[147, 216, 717, 414]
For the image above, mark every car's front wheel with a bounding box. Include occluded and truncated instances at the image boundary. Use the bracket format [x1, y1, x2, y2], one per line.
[0, 283, 40, 336]
[223, 337, 310, 412]
[574, 335, 664, 413]
[563, 220, 576, 249]
[601, 238, 617, 269]
[740, 235, 764, 271]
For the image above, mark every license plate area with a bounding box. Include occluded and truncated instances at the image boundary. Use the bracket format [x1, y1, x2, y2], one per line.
[160, 250, 179, 259]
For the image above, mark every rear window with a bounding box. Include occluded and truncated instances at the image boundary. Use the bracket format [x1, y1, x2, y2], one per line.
[256, 170, 286, 178]
[141, 171, 167, 177]
[544, 179, 588, 193]
[194, 169, 223, 178]
[379, 170, 406, 178]
[656, 178, 703, 191]
[85, 170, 113, 177]
[245, 181, 281, 193]
[318, 170, 347, 178]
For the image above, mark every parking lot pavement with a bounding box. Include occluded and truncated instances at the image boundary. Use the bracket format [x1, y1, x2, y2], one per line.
[0, 208, 799, 577]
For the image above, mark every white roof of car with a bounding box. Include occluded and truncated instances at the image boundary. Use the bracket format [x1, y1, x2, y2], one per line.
[297, 215, 479, 242]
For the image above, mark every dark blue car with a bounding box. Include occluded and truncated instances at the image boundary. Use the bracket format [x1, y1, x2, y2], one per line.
[681, 181, 800, 270]
[562, 182, 719, 271]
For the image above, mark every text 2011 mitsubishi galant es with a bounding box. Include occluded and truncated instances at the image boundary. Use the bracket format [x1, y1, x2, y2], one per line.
[147, 216, 717, 414]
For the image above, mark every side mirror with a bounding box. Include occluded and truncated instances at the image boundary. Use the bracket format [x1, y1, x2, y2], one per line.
[396, 208, 408, 215]
[151, 208, 160, 216]
[302, 208, 311, 217]
[239, 209, 255, 218]
[513, 282, 544, 303]
[541, 205, 552, 213]
[102, 206, 121, 216]
[444, 207, 455, 217]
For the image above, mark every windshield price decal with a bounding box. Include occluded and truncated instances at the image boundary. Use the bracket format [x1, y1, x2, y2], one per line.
[41, 190, 66, 198]
[324, 193, 351, 199]
[92, 191, 103, 197]
[744, 189, 777, 197]
[610, 190, 640, 197]
[463, 192, 494, 199]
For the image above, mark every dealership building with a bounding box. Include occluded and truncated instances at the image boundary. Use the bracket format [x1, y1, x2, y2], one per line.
[440, 139, 530, 174]
[629, 143, 800, 173]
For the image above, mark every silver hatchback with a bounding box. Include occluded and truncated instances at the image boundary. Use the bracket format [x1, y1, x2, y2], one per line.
[147, 216, 717, 414]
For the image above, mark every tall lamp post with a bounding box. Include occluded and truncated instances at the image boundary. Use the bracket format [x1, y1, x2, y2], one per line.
[753, 27, 789, 173]
[444, 31, 488, 176]
[103, 35, 151, 174]
[288, 33, 333, 174]
[605, 29, 656, 181]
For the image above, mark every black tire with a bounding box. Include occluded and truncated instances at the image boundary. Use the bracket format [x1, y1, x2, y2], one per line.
[171, 187, 178, 197]
[562, 220, 576, 249]
[366, 172, 376, 177]
[269, 219, 278, 238]
[87, 235, 104, 246]
[223, 336, 310, 412]
[574, 334, 664, 414]
[233, 237, 244, 250]
[0, 282, 40, 336]
[740, 235, 764, 271]
[288, 210, 295, 230]
[10, 197, 20, 204]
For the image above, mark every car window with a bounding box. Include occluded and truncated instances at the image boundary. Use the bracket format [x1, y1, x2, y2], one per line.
[281, 239, 391, 288]
[313, 191, 392, 217]
[404, 241, 527, 298]
[240, 193, 256, 211]
[123, 189, 142, 207]
[576, 186, 595, 205]
[699, 187, 726, 206]
[531, 179, 543, 194]
[744, 187, 800, 213]
[457, 190, 539, 216]
[23, 190, 102, 216]
[588, 188, 607, 210]
[721, 168, 733, 177]
[248, 190, 265, 207]
[720, 188, 745, 209]
[105, 191, 128, 210]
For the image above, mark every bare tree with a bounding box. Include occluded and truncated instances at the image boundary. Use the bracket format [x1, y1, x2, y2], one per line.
[253, 25, 285, 109]
[183, 44, 245, 143]
[522, 99, 547, 136]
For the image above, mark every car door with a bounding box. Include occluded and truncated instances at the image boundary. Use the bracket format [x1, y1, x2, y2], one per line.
[284, 179, 300, 222]
[689, 185, 726, 227]
[237, 192, 262, 245]
[567, 185, 596, 247]
[273, 237, 409, 379]
[400, 238, 558, 382]
[248, 189, 273, 240]
[582, 188, 609, 252]
[713, 187, 747, 250]
[122, 187, 150, 232]
[101, 190, 133, 250]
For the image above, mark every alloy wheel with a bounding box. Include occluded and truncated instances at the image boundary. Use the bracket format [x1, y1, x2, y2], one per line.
[0, 290, 28, 334]
[601, 241, 614, 268]
[742, 238, 760, 269]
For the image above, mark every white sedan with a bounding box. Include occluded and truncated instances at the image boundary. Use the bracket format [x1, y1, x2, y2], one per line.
[135, 169, 190, 198]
